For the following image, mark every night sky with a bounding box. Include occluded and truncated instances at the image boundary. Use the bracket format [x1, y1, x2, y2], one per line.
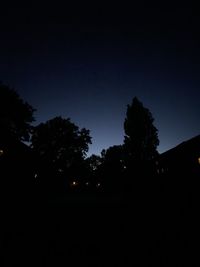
[0, 3, 199, 156]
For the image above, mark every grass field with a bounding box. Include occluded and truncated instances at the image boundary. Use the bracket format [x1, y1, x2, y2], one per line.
[1, 184, 198, 266]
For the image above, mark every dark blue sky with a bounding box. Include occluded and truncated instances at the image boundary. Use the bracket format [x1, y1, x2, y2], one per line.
[0, 4, 199, 155]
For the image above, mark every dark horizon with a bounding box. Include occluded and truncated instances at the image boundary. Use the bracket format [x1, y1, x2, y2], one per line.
[0, 4, 199, 156]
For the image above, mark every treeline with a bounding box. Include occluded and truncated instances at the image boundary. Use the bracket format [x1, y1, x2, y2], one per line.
[0, 82, 159, 196]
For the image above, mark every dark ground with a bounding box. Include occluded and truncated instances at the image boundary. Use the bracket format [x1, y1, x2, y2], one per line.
[1, 179, 199, 266]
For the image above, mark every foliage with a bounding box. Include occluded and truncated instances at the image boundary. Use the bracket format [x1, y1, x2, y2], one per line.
[84, 154, 103, 191]
[124, 97, 159, 162]
[31, 116, 92, 190]
[0, 82, 35, 141]
[100, 145, 125, 192]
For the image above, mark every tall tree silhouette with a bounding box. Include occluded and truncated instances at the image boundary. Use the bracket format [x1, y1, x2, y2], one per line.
[123, 97, 160, 210]
[0, 82, 35, 141]
[124, 97, 159, 163]
[31, 116, 91, 191]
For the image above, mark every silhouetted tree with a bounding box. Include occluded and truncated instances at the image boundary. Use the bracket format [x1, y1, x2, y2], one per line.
[84, 154, 103, 191]
[123, 97, 159, 194]
[124, 97, 159, 163]
[100, 145, 125, 193]
[0, 83, 37, 204]
[0, 82, 35, 142]
[31, 116, 91, 192]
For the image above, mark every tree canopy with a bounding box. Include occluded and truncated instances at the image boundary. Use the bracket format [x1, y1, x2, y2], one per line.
[31, 116, 92, 187]
[0, 82, 35, 141]
[100, 145, 125, 192]
[124, 97, 159, 162]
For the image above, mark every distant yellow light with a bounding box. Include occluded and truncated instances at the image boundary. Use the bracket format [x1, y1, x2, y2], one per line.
[0, 149, 4, 156]
[72, 181, 78, 186]
[198, 157, 200, 165]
